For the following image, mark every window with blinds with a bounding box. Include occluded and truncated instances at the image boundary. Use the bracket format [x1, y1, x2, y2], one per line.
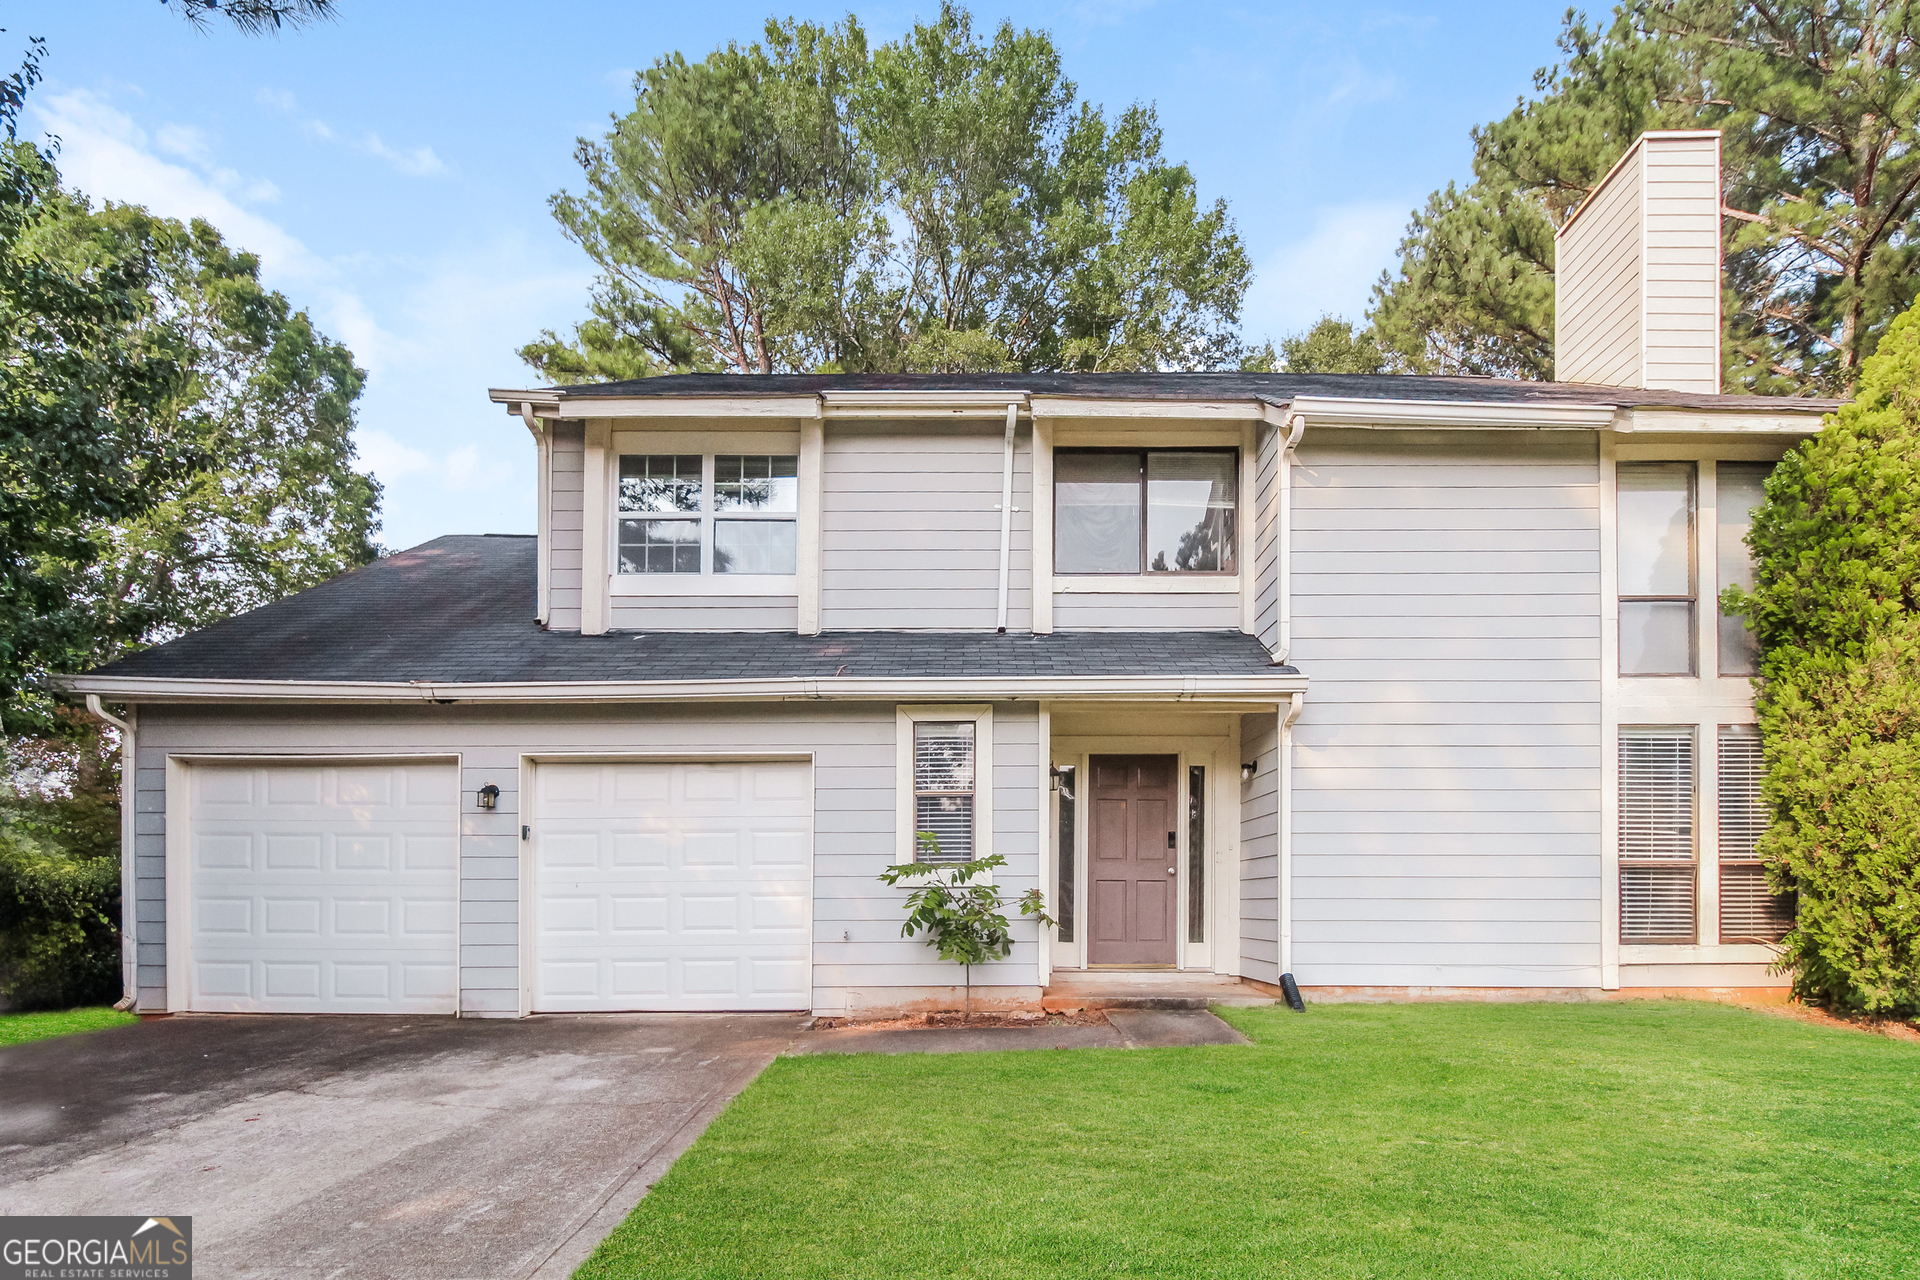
[1619, 727, 1696, 943]
[913, 722, 975, 864]
[1717, 725, 1792, 943]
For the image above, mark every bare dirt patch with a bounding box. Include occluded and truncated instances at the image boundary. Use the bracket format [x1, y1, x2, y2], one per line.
[810, 1010, 1109, 1032]
[1750, 1000, 1920, 1043]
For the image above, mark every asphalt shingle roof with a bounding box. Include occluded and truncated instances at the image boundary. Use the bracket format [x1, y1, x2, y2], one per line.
[87, 535, 1294, 684]
[550, 370, 1841, 414]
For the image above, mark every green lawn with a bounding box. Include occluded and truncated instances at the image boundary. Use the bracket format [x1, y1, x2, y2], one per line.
[0, 1004, 136, 1048]
[577, 1001, 1919, 1279]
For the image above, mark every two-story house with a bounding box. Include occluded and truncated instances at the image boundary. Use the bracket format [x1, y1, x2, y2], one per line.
[68, 131, 1838, 1019]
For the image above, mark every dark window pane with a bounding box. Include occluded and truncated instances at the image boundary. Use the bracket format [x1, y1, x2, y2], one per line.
[1055, 452, 1141, 574]
[618, 517, 702, 574]
[716, 455, 798, 512]
[714, 519, 796, 574]
[1148, 453, 1236, 573]
[618, 454, 703, 513]
[1187, 764, 1205, 943]
[1055, 766, 1075, 942]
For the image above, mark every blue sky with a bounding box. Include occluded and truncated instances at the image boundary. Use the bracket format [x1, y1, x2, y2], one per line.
[15, 1, 1567, 549]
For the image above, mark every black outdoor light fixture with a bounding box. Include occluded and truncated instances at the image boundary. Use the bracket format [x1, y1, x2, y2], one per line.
[477, 783, 501, 810]
[1241, 761, 1258, 782]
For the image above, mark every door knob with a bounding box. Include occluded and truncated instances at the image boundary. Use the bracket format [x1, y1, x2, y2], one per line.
[1167, 867, 1176, 875]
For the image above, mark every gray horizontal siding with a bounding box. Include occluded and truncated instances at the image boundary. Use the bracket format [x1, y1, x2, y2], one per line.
[820, 423, 1031, 631]
[609, 596, 798, 630]
[128, 701, 1044, 1015]
[1240, 711, 1280, 983]
[1053, 592, 1242, 630]
[1287, 429, 1602, 988]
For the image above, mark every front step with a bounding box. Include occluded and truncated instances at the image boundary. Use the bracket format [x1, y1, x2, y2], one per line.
[1041, 987, 1280, 1013]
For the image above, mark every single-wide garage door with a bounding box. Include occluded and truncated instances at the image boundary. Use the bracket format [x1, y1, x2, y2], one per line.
[182, 761, 459, 1013]
[532, 759, 811, 1011]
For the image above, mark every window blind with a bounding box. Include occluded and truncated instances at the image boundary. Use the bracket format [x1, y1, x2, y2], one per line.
[1619, 728, 1695, 859]
[913, 722, 975, 864]
[1717, 725, 1791, 942]
[1717, 726, 1766, 860]
[1621, 865, 1697, 941]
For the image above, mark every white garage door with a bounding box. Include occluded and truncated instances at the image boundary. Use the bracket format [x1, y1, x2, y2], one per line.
[181, 761, 459, 1013]
[532, 759, 811, 1012]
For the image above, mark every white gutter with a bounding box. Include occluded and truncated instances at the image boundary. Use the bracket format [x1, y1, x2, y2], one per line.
[518, 403, 553, 628]
[1278, 690, 1305, 978]
[1276, 412, 1306, 664]
[996, 401, 1017, 633]
[84, 695, 137, 1011]
[1285, 396, 1618, 429]
[62, 672, 1306, 706]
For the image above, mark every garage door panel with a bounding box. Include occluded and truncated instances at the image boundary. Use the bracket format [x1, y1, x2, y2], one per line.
[533, 760, 811, 1012]
[185, 762, 459, 1014]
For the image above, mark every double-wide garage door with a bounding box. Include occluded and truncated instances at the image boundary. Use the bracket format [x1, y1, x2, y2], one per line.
[182, 761, 460, 1013]
[531, 760, 811, 1012]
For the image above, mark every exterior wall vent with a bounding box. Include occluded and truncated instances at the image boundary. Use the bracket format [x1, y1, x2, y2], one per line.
[1554, 130, 1723, 395]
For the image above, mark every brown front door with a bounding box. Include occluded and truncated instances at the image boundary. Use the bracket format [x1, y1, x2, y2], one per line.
[1088, 755, 1178, 965]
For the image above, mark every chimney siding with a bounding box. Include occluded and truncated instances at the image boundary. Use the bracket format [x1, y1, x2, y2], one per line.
[1555, 131, 1722, 394]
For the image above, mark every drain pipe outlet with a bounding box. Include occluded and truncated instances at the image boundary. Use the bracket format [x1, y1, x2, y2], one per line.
[84, 694, 138, 1011]
[995, 401, 1017, 633]
[1279, 972, 1306, 1012]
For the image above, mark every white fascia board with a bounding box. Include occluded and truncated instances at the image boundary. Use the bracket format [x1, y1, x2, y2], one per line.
[1622, 406, 1830, 435]
[1286, 396, 1620, 429]
[61, 672, 1308, 705]
[550, 396, 823, 419]
[489, 388, 561, 410]
[819, 390, 1030, 417]
[1028, 396, 1266, 420]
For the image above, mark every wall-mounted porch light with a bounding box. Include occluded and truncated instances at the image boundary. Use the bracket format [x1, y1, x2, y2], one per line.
[1241, 762, 1258, 783]
[477, 783, 501, 810]
[1049, 764, 1075, 802]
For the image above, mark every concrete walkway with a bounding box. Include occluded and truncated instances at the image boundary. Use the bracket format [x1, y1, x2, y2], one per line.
[795, 1007, 1250, 1055]
[0, 1013, 804, 1280]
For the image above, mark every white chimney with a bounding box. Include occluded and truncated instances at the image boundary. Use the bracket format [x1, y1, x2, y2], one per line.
[1554, 130, 1722, 394]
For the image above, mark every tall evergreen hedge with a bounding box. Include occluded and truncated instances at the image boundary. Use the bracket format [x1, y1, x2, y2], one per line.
[1733, 304, 1920, 1016]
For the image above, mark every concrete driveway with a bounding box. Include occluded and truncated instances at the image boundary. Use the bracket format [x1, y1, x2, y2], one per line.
[0, 1013, 806, 1280]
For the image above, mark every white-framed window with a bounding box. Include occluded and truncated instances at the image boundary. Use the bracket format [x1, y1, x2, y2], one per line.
[1054, 448, 1238, 575]
[1717, 724, 1792, 943]
[1619, 725, 1697, 943]
[1715, 463, 1771, 676]
[1617, 462, 1697, 676]
[616, 452, 798, 577]
[895, 705, 993, 865]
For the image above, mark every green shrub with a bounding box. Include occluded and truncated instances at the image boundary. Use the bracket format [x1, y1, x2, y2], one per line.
[0, 822, 121, 1010]
[1731, 302, 1920, 1016]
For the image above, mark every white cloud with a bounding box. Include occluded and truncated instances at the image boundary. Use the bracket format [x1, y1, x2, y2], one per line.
[445, 444, 516, 492]
[31, 88, 323, 280]
[254, 87, 298, 112]
[356, 429, 433, 482]
[1242, 201, 1410, 344]
[301, 118, 335, 141]
[359, 132, 446, 177]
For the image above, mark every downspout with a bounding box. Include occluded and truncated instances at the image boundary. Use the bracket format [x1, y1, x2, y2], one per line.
[995, 401, 1017, 633]
[1278, 690, 1305, 980]
[85, 694, 137, 1011]
[1275, 412, 1306, 664]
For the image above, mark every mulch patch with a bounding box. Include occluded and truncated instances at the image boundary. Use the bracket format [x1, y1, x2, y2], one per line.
[811, 1010, 1110, 1032]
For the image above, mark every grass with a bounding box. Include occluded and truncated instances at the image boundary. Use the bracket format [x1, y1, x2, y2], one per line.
[0, 1004, 136, 1048]
[576, 1001, 1920, 1279]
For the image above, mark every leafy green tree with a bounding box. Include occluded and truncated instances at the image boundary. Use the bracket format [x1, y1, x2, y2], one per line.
[1276, 316, 1386, 375]
[1371, 2, 1920, 394]
[525, 4, 1251, 378]
[1728, 299, 1920, 1016]
[25, 198, 381, 694]
[878, 846, 1053, 1022]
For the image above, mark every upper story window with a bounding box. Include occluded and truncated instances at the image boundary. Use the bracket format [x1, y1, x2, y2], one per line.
[617, 453, 797, 576]
[1716, 463, 1770, 676]
[1617, 462, 1695, 676]
[1055, 449, 1237, 575]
